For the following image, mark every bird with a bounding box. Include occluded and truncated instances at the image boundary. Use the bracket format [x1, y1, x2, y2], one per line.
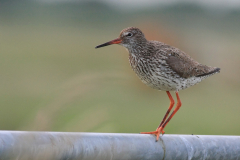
[95, 27, 220, 141]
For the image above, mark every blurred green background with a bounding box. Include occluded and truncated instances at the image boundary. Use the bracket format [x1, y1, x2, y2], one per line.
[0, 0, 240, 135]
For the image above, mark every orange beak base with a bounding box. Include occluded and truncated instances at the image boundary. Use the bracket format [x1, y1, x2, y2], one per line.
[95, 38, 122, 49]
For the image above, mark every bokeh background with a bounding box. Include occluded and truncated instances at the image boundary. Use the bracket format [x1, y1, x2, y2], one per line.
[1, 0, 240, 135]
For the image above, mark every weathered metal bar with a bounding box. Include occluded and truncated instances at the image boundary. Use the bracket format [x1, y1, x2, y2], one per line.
[0, 131, 239, 160]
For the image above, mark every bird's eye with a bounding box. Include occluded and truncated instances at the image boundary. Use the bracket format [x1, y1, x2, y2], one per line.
[126, 33, 133, 37]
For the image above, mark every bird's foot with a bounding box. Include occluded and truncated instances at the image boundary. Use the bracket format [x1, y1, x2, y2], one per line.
[140, 127, 164, 141]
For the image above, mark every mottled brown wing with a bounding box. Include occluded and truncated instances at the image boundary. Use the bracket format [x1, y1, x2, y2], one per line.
[165, 48, 216, 78]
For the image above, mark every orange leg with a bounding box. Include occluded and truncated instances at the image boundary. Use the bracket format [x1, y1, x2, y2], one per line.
[160, 91, 182, 130]
[158, 91, 175, 134]
[141, 91, 182, 141]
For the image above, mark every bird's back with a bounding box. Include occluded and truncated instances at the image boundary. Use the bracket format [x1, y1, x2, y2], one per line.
[151, 41, 220, 78]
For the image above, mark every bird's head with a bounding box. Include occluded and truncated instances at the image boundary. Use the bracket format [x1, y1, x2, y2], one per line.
[95, 27, 147, 50]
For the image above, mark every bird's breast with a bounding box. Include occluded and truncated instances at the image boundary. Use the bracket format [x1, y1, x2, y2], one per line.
[128, 53, 181, 91]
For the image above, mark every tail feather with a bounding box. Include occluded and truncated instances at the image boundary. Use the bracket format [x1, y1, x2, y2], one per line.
[196, 67, 220, 77]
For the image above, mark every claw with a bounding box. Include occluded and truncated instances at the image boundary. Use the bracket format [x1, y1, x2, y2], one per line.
[141, 127, 164, 141]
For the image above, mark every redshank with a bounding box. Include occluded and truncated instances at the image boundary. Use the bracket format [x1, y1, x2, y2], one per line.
[95, 27, 220, 141]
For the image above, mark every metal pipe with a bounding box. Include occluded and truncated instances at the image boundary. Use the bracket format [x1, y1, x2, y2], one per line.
[0, 131, 239, 160]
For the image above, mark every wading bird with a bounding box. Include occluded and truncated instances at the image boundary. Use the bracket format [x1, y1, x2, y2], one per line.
[95, 27, 220, 141]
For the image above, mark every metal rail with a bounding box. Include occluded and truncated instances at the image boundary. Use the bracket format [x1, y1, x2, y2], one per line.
[0, 131, 239, 160]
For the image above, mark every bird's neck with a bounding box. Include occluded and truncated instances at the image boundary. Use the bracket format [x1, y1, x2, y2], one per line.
[127, 41, 154, 58]
[126, 43, 147, 56]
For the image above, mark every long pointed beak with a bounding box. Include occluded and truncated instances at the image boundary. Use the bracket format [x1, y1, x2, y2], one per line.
[95, 38, 122, 49]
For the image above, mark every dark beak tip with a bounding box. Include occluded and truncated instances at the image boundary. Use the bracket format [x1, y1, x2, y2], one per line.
[95, 42, 111, 49]
[95, 38, 121, 49]
[95, 45, 103, 49]
[95, 45, 101, 49]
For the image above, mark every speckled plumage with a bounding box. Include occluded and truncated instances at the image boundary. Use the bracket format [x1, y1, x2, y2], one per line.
[120, 27, 220, 91]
